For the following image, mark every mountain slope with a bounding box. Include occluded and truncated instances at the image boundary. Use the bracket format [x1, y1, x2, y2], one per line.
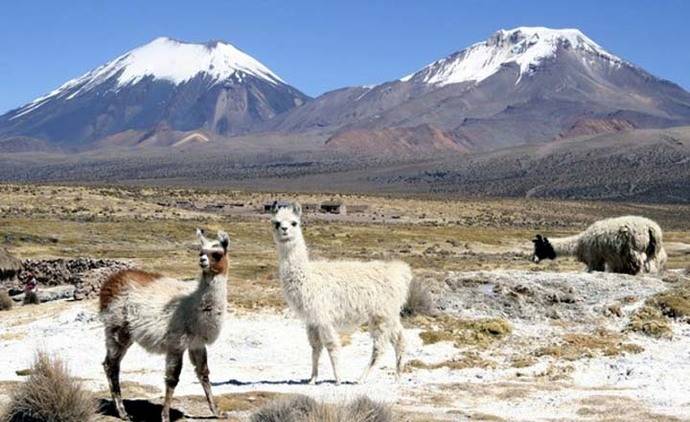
[270, 27, 690, 152]
[0, 37, 309, 150]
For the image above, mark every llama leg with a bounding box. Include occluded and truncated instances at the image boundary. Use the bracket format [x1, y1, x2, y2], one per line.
[307, 325, 323, 384]
[189, 347, 220, 417]
[103, 326, 132, 420]
[359, 319, 386, 384]
[390, 320, 406, 381]
[319, 326, 342, 385]
[587, 259, 605, 272]
[162, 351, 184, 422]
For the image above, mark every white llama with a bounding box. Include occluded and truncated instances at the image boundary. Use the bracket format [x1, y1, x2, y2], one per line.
[532, 215, 666, 275]
[99, 229, 230, 422]
[271, 203, 412, 384]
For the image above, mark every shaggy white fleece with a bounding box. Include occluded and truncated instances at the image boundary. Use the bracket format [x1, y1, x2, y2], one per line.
[535, 215, 666, 275]
[272, 203, 411, 384]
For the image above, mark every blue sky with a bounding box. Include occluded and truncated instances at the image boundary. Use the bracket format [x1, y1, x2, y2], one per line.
[1, 0, 689, 113]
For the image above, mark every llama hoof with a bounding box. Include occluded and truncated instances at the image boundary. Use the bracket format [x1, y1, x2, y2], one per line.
[115, 407, 130, 421]
[214, 410, 230, 419]
[308, 377, 317, 385]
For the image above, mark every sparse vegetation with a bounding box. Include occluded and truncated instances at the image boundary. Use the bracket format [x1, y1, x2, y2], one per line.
[414, 315, 511, 348]
[646, 280, 690, 320]
[510, 355, 538, 368]
[1, 183, 690, 420]
[2, 352, 96, 422]
[0, 290, 13, 311]
[251, 395, 392, 422]
[626, 305, 673, 339]
[534, 329, 644, 361]
[407, 352, 496, 371]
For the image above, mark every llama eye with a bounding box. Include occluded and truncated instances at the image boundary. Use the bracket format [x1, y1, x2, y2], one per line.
[291, 221, 297, 227]
[211, 252, 223, 260]
[273, 222, 280, 230]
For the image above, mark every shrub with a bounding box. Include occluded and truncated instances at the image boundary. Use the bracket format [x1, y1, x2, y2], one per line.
[0, 290, 13, 311]
[250, 395, 318, 422]
[339, 397, 391, 422]
[647, 280, 690, 320]
[251, 395, 392, 422]
[401, 278, 436, 317]
[626, 305, 672, 339]
[2, 352, 96, 422]
[417, 315, 511, 348]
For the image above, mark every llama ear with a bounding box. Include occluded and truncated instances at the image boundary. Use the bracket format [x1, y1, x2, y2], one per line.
[196, 228, 208, 244]
[291, 202, 302, 217]
[217, 231, 230, 251]
[270, 200, 279, 215]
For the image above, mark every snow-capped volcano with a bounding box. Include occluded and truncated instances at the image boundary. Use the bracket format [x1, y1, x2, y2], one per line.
[0, 37, 309, 149]
[271, 26, 690, 152]
[402, 27, 626, 86]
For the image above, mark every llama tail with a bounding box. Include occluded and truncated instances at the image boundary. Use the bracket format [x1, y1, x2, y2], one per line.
[644, 227, 666, 273]
[401, 276, 436, 317]
[645, 228, 659, 258]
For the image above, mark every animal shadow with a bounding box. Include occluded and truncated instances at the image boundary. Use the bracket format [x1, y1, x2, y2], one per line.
[212, 378, 356, 387]
[98, 399, 185, 421]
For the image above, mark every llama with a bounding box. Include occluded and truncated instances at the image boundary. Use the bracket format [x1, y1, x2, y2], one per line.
[531, 215, 666, 275]
[99, 229, 229, 422]
[271, 203, 412, 384]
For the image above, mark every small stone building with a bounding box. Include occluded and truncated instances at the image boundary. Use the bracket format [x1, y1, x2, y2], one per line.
[321, 201, 346, 215]
[0, 248, 23, 284]
[263, 200, 291, 213]
[302, 203, 319, 213]
[347, 204, 369, 214]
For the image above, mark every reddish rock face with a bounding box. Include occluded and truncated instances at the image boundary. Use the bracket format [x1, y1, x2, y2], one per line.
[325, 125, 469, 157]
[559, 118, 636, 139]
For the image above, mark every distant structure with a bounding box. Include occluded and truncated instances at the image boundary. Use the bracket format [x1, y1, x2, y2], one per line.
[264, 200, 368, 216]
[347, 204, 369, 214]
[0, 248, 22, 284]
[264, 201, 291, 213]
[302, 203, 319, 213]
[321, 201, 346, 215]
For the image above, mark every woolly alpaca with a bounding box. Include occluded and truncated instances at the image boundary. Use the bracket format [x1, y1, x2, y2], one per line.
[99, 229, 230, 422]
[271, 203, 412, 384]
[532, 215, 666, 275]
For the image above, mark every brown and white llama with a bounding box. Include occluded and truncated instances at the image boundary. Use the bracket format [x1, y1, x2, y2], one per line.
[99, 229, 229, 422]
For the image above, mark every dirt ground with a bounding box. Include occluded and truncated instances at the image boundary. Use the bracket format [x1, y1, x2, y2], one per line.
[1, 184, 690, 421]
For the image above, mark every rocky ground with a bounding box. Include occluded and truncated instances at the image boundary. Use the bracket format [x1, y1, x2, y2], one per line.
[1, 184, 689, 420]
[1, 269, 689, 421]
[1, 258, 132, 301]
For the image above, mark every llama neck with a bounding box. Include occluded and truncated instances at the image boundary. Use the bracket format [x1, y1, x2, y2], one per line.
[277, 235, 309, 280]
[550, 234, 581, 256]
[196, 270, 228, 303]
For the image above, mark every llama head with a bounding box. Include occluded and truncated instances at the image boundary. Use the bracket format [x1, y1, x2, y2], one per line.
[196, 228, 230, 275]
[532, 234, 556, 263]
[271, 202, 303, 245]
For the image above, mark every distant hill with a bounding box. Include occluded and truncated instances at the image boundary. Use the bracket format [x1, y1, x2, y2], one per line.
[0, 37, 309, 150]
[1, 27, 689, 202]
